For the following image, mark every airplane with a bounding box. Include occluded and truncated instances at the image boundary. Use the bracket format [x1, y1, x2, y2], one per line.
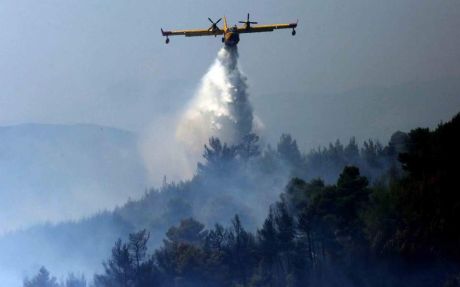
[161, 14, 297, 46]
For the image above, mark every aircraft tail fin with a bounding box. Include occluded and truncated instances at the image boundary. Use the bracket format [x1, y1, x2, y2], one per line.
[223, 16, 228, 31]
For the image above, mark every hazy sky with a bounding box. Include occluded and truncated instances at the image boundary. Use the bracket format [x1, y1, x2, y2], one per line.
[1, 0, 459, 147]
[1, 2, 459, 284]
[0, 3, 459, 283]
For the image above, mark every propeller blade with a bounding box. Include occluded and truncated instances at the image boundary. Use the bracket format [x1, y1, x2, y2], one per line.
[215, 18, 222, 24]
[239, 14, 257, 26]
[208, 17, 214, 24]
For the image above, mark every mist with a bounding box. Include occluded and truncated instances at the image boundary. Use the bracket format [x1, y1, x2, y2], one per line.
[1, 1, 460, 286]
[0, 124, 149, 235]
[0, 46, 414, 286]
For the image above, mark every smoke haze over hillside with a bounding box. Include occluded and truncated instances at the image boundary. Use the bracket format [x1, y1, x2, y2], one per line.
[0, 124, 148, 234]
[1, 1, 460, 286]
[143, 46, 262, 184]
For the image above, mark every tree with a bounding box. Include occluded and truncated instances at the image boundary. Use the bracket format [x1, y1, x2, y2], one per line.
[64, 274, 87, 287]
[24, 267, 59, 287]
[344, 137, 360, 165]
[288, 178, 326, 268]
[226, 215, 257, 286]
[334, 166, 370, 243]
[277, 134, 303, 171]
[361, 139, 383, 169]
[258, 208, 278, 261]
[198, 137, 238, 175]
[165, 218, 207, 246]
[236, 133, 261, 161]
[94, 239, 133, 287]
[94, 230, 158, 287]
[389, 113, 460, 260]
[129, 230, 150, 270]
[155, 218, 208, 286]
[205, 223, 226, 252]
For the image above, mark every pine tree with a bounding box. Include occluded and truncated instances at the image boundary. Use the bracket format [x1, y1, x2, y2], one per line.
[23, 267, 59, 287]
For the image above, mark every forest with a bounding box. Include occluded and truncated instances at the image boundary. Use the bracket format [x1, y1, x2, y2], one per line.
[23, 112, 460, 287]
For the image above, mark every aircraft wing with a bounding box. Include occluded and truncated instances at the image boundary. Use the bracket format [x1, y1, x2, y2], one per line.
[161, 28, 223, 37]
[237, 22, 298, 34]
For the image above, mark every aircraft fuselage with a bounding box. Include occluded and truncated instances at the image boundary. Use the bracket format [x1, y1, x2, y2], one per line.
[223, 28, 240, 46]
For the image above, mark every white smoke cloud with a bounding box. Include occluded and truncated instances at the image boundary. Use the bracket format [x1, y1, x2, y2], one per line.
[142, 46, 263, 185]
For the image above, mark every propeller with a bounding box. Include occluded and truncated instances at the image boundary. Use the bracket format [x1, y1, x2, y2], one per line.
[239, 13, 258, 26]
[208, 17, 222, 31]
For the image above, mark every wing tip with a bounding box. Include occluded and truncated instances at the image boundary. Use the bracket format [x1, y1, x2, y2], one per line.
[285, 20, 298, 28]
[161, 28, 170, 36]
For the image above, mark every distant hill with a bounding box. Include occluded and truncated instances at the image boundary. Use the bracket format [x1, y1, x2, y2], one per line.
[0, 123, 149, 234]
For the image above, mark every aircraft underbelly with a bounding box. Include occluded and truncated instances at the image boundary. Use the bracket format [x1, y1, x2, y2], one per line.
[224, 32, 240, 46]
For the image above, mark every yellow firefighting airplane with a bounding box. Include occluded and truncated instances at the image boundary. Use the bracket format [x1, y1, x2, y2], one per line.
[161, 14, 298, 46]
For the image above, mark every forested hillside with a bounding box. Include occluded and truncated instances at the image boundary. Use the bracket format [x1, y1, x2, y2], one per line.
[24, 114, 460, 287]
[21, 113, 460, 286]
[1, 121, 404, 285]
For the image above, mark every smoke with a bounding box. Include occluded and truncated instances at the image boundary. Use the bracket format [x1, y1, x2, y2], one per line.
[140, 116, 195, 185]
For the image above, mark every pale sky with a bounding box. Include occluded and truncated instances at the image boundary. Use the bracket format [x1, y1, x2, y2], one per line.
[1, 0, 459, 148]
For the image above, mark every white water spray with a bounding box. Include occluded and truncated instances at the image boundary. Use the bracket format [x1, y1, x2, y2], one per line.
[176, 46, 261, 157]
[142, 46, 262, 184]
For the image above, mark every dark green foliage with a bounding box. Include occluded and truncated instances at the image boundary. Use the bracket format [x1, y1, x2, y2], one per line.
[94, 229, 158, 287]
[24, 113, 460, 287]
[198, 134, 261, 177]
[305, 134, 403, 183]
[122, 166, 373, 286]
[155, 218, 208, 286]
[9, 129, 402, 284]
[199, 137, 238, 173]
[227, 215, 257, 285]
[388, 113, 460, 260]
[164, 218, 207, 245]
[103, 166, 374, 287]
